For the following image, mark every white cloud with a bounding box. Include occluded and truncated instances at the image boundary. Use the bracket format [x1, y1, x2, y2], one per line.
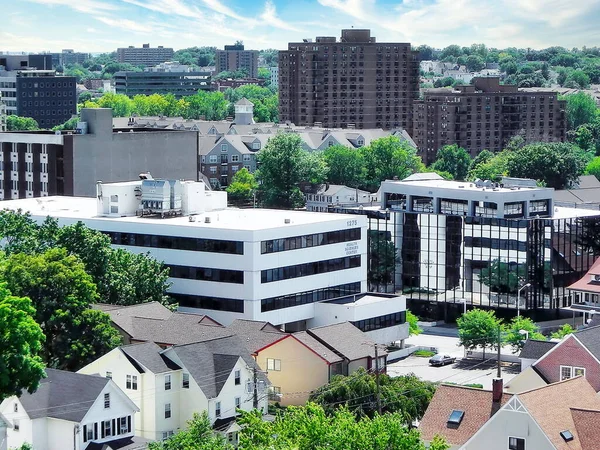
[200, 0, 254, 24]
[121, 0, 204, 20]
[316, 0, 374, 21]
[504, 0, 599, 27]
[95, 16, 155, 33]
[22, 0, 117, 14]
[260, 0, 302, 31]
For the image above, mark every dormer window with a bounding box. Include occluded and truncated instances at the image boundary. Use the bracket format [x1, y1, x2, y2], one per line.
[252, 142, 261, 150]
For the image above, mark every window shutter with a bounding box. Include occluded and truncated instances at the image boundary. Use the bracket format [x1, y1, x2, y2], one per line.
[94, 423, 98, 440]
[83, 425, 87, 443]
[127, 416, 131, 433]
[112, 419, 116, 436]
[101, 421, 105, 438]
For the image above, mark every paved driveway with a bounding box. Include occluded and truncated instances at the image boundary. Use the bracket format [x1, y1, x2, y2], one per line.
[387, 355, 519, 390]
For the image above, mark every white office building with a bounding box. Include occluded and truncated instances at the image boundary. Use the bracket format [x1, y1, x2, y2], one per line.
[1, 178, 408, 335]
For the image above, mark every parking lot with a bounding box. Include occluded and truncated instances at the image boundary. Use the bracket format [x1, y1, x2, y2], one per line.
[387, 354, 519, 390]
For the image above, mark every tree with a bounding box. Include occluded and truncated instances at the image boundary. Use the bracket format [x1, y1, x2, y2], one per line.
[359, 136, 425, 192]
[467, 151, 509, 182]
[457, 309, 503, 358]
[468, 149, 494, 173]
[0, 283, 45, 400]
[148, 412, 231, 450]
[440, 45, 462, 60]
[226, 168, 257, 205]
[52, 117, 79, 131]
[256, 134, 325, 209]
[407, 310, 422, 336]
[322, 145, 365, 188]
[6, 116, 39, 131]
[431, 144, 472, 180]
[368, 230, 397, 290]
[504, 316, 545, 353]
[551, 323, 576, 339]
[586, 157, 600, 181]
[564, 70, 591, 89]
[416, 45, 435, 61]
[505, 142, 587, 189]
[479, 260, 527, 294]
[466, 55, 485, 72]
[565, 92, 598, 130]
[1, 248, 122, 370]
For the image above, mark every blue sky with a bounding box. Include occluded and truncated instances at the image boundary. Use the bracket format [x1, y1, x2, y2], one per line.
[2, 0, 600, 53]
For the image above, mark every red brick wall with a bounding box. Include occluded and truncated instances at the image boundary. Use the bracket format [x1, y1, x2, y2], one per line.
[534, 335, 600, 391]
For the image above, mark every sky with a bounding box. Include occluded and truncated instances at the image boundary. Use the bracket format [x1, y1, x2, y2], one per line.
[1, 0, 600, 53]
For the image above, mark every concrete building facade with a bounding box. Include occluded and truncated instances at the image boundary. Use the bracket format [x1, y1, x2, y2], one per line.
[278, 29, 420, 131]
[0, 108, 198, 199]
[413, 77, 567, 165]
[114, 71, 212, 97]
[116, 44, 174, 67]
[215, 44, 258, 78]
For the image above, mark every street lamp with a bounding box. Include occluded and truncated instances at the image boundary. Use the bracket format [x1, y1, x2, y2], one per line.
[517, 283, 531, 317]
[459, 298, 467, 315]
[519, 329, 529, 341]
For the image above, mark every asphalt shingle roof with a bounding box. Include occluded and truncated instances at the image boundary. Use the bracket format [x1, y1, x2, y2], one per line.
[519, 339, 557, 360]
[172, 335, 268, 399]
[18, 369, 109, 422]
[573, 323, 600, 360]
[307, 322, 385, 361]
[120, 342, 181, 374]
[227, 319, 285, 354]
[292, 332, 343, 364]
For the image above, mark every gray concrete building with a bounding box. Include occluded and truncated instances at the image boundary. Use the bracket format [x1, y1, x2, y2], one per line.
[0, 108, 198, 199]
[113, 71, 212, 97]
[116, 44, 174, 67]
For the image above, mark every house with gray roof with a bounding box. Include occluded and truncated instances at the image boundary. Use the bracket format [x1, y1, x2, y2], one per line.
[79, 336, 267, 443]
[0, 369, 140, 450]
[305, 184, 377, 212]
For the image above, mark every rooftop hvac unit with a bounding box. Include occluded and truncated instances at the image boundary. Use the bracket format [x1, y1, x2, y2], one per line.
[140, 179, 183, 218]
[284, 218, 291, 224]
[205, 216, 211, 223]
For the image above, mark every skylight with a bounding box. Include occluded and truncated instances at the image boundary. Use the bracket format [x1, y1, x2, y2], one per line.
[560, 430, 574, 442]
[448, 409, 465, 425]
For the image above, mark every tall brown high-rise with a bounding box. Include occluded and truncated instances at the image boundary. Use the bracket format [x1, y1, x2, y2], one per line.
[413, 77, 567, 165]
[278, 29, 419, 132]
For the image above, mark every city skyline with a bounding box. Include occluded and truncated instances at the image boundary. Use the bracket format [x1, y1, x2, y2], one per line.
[1, 0, 599, 53]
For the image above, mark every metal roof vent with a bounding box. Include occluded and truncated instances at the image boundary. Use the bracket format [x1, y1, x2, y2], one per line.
[205, 216, 211, 224]
[284, 218, 291, 224]
[189, 215, 196, 222]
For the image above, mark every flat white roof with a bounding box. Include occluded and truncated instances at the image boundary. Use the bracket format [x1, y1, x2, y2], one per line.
[0, 196, 358, 231]
[384, 177, 550, 194]
[552, 206, 600, 219]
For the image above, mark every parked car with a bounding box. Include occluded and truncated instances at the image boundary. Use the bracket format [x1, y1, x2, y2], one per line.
[429, 354, 456, 366]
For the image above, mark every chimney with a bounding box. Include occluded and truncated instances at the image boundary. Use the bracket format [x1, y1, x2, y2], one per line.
[492, 378, 503, 403]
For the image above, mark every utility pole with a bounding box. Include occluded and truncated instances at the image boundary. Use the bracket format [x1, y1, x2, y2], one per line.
[374, 345, 382, 415]
[252, 353, 259, 409]
[497, 325, 502, 379]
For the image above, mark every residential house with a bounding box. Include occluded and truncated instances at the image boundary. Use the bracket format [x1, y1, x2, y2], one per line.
[420, 377, 600, 450]
[305, 185, 376, 212]
[93, 302, 231, 347]
[0, 413, 12, 450]
[0, 369, 141, 450]
[78, 337, 268, 443]
[518, 339, 557, 371]
[567, 257, 600, 305]
[228, 319, 344, 406]
[503, 339, 557, 394]
[228, 320, 387, 406]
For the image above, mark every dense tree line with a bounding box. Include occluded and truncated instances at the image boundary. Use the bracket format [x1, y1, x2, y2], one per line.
[0, 210, 171, 386]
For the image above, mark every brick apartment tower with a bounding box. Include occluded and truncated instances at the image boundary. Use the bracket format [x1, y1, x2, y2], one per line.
[413, 77, 567, 165]
[278, 29, 420, 132]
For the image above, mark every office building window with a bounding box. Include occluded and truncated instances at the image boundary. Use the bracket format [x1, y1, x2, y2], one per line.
[126, 375, 138, 390]
[352, 311, 406, 332]
[165, 403, 171, 419]
[261, 282, 361, 312]
[261, 228, 360, 254]
[105, 231, 244, 255]
[261, 255, 361, 283]
[170, 293, 244, 313]
[267, 358, 281, 371]
[183, 373, 190, 389]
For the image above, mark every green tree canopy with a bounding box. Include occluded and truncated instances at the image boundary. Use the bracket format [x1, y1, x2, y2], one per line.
[256, 134, 326, 209]
[149, 412, 231, 450]
[479, 260, 527, 294]
[407, 310, 423, 336]
[1, 248, 121, 370]
[226, 168, 258, 205]
[551, 323, 576, 339]
[457, 309, 503, 358]
[431, 144, 472, 180]
[504, 316, 545, 353]
[321, 145, 365, 188]
[0, 282, 46, 400]
[565, 92, 598, 130]
[504, 142, 587, 189]
[359, 137, 425, 191]
[586, 157, 600, 181]
[309, 367, 436, 424]
[6, 116, 39, 131]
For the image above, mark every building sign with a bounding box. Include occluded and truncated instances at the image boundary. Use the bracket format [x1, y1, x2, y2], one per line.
[345, 241, 359, 256]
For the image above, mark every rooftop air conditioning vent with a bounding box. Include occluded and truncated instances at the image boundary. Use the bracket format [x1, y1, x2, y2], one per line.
[205, 217, 211, 224]
[189, 215, 196, 222]
[284, 218, 291, 224]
